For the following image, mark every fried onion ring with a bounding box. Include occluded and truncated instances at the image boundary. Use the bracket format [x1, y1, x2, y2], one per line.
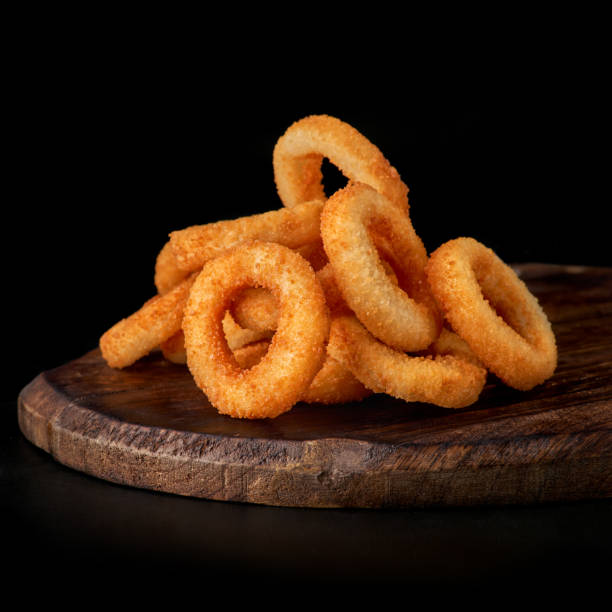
[222, 261, 372, 405]
[229, 287, 279, 333]
[100, 273, 197, 369]
[162, 336, 272, 374]
[232, 340, 271, 370]
[220, 311, 274, 350]
[182, 241, 330, 419]
[226, 241, 327, 333]
[421, 327, 484, 368]
[155, 238, 326, 334]
[273, 114, 409, 211]
[295, 239, 328, 272]
[302, 353, 372, 405]
[199, 334, 371, 405]
[159, 329, 188, 364]
[236, 341, 372, 406]
[320, 182, 441, 352]
[228, 257, 397, 335]
[169, 199, 324, 274]
[234, 340, 372, 405]
[154, 240, 191, 295]
[425, 237, 557, 390]
[327, 314, 487, 409]
[160, 313, 274, 364]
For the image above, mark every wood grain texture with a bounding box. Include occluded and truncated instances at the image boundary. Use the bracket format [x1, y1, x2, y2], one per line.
[18, 264, 612, 508]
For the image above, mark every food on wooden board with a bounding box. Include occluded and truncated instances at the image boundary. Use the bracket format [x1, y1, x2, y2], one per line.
[99, 114, 557, 418]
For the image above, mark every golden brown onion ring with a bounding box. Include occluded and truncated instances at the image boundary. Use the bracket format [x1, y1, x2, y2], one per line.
[235, 339, 372, 405]
[420, 327, 484, 368]
[229, 287, 279, 333]
[425, 237, 557, 390]
[295, 239, 328, 272]
[327, 314, 487, 409]
[163, 337, 272, 373]
[157, 238, 325, 299]
[227, 241, 327, 333]
[100, 273, 197, 369]
[169, 199, 324, 274]
[228, 257, 396, 335]
[159, 328, 188, 364]
[220, 311, 274, 350]
[155, 238, 325, 334]
[321, 182, 441, 352]
[236, 339, 372, 406]
[182, 241, 330, 419]
[302, 353, 372, 405]
[200, 334, 371, 406]
[273, 114, 409, 211]
[232, 340, 271, 370]
[160, 313, 274, 364]
[154, 240, 191, 295]
[223, 261, 372, 405]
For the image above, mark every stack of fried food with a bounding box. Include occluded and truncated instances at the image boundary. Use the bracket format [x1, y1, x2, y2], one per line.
[100, 115, 557, 419]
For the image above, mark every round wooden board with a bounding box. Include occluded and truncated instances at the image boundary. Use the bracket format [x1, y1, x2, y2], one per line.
[17, 264, 612, 508]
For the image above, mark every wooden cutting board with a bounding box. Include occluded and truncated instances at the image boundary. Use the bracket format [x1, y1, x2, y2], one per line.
[18, 263, 612, 508]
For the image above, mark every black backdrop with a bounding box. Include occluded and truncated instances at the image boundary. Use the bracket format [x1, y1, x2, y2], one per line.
[10, 52, 609, 402]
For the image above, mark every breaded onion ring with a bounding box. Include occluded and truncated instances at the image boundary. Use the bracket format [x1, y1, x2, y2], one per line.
[327, 314, 488, 409]
[314, 263, 346, 313]
[302, 353, 372, 405]
[320, 182, 442, 352]
[169, 199, 324, 274]
[230, 287, 279, 333]
[425, 237, 557, 390]
[162, 336, 271, 373]
[160, 313, 273, 364]
[228, 257, 396, 335]
[232, 340, 271, 370]
[223, 261, 371, 405]
[295, 239, 328, 272]
[421, 327, 484, 368]
[182, 241, 330, 419]
[220, 311, 274, 351]
[273, 114, 409, 211]
[159, 329, 188, 364]
[100, 273, 197, 369]
[236, 342, 372, 406]
[235, 341, 372, 405]
[157, 239, 325, 299]
[228, 241, 327, 333]
[199, 334, 370, 405]
[154, 240, 190, 295]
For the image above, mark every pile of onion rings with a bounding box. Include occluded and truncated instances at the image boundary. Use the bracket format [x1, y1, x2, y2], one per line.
[100, 114, 557, 419]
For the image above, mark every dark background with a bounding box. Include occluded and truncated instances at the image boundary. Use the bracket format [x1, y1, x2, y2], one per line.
[5, 28, 610, 597]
